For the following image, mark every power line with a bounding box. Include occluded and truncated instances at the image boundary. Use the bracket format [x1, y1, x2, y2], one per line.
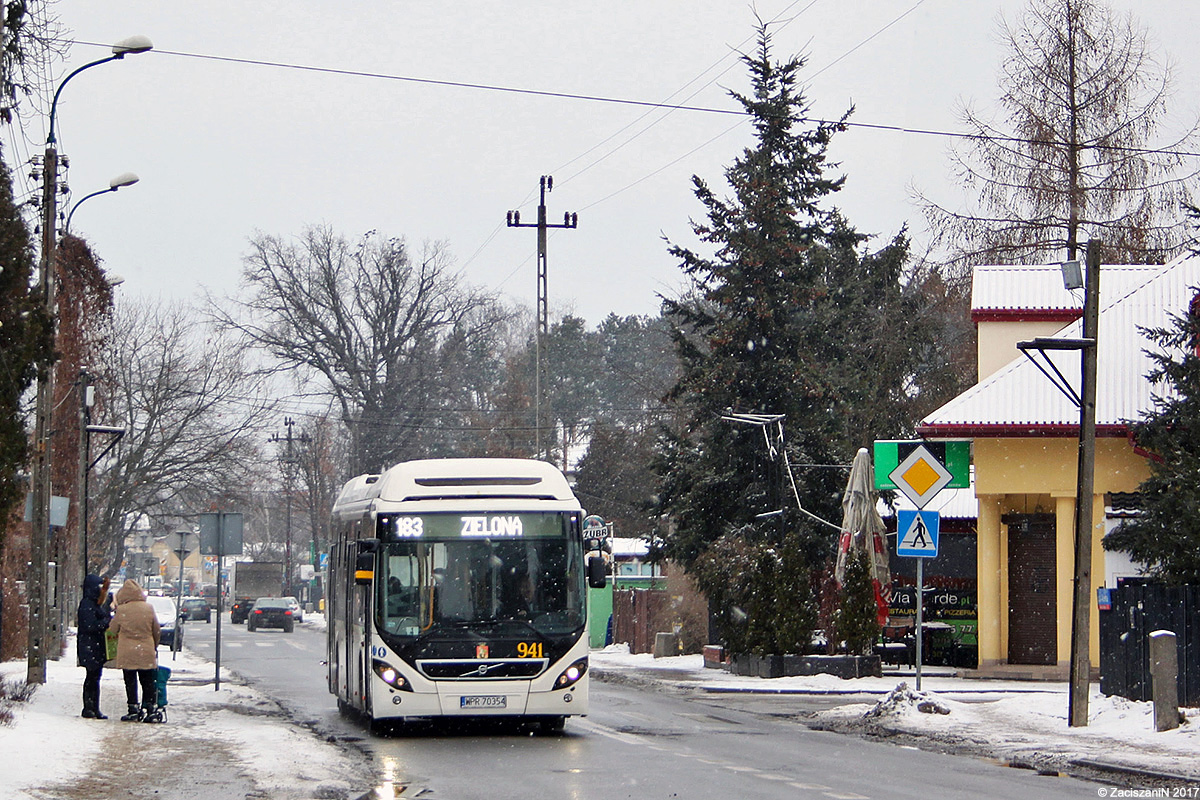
[62, 38, 1200, 160]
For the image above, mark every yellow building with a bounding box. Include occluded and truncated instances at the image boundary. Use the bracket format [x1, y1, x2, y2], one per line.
[919, 258, 1198, 678]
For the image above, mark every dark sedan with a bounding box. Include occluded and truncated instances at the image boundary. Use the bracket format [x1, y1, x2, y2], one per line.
[181, 597, 212, 623]
[246, 597, 294, 632]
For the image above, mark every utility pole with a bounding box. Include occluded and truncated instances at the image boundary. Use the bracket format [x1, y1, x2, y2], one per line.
[271, 418, 309, 598]
[77, 369, 123, 588]
[1069, 239, 1101, 727]
[27, 139, 61, 685]
[506, 176, 577, 463]
[25, 35, 152, 684]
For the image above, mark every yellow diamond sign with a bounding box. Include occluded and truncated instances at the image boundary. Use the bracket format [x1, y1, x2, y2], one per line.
[888, 444, 952, 508]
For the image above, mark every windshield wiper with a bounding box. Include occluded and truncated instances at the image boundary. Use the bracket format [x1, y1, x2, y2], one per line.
[429, 617, 540, 636]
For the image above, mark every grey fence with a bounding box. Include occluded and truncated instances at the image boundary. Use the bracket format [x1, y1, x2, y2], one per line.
[1098, 582, 1199, 707]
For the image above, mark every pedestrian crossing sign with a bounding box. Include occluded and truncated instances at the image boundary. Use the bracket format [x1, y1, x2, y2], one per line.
[897, 509, 940, 558]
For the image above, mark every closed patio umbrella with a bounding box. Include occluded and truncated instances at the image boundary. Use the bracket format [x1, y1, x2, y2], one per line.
[835, 447, 891, 625]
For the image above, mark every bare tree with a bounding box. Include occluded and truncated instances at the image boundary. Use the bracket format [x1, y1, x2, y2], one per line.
[87, 297, 277, 575]
[0, 1, 65, 125]
[214, 226, 507, 474]
[916, 0, 1199, 267]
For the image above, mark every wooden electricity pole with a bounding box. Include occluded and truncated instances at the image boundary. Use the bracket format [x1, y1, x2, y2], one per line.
[1068, 238, 1101, 727]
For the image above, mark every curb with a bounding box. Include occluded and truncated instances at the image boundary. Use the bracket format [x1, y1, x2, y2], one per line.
[1069, 758, 1200, 785]
[700, 685, 1063, 696]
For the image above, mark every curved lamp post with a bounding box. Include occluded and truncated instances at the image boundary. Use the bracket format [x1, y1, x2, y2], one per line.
[64, 172, 140, 235]
[28, 35, 153, 685]
[65, 173, 136, 577]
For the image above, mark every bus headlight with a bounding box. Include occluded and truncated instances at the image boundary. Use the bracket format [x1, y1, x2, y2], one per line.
[553, 658, 588, 690]
[372, 659, 412, 691]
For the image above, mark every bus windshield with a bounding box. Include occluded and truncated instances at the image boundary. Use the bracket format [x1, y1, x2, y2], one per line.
[375, 512, 585, 638]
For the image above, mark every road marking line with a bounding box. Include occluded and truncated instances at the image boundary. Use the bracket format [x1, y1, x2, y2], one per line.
[573, 719, 644, 746]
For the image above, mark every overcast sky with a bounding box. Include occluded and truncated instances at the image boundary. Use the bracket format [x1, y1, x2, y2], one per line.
[12, 1, 1200, 326]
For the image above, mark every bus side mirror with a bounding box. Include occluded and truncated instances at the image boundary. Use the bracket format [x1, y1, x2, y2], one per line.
[355, 539, 379, 585]
[587, 555, 607, 589]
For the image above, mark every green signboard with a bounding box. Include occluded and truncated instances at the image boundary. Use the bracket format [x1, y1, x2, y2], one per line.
[873, 440, 970, 490]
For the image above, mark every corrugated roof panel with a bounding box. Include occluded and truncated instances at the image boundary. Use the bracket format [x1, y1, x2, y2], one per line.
[971, 263, 1160, 313]
[926, 255, 1199, 432]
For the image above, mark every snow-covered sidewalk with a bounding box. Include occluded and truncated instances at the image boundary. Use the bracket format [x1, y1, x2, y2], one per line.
[0, 637, 373, 800]
[591, 645, 1200, 784]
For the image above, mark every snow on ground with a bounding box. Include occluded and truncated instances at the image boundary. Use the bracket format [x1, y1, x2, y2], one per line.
[591, 644, 1200, 780]
[0, 619, 370, 800]
[5, 629, 1196, 795]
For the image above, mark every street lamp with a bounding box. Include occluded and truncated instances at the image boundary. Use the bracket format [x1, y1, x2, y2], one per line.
[1017, 240, 1101, 728]
[27, 35, 153, 686]
[64, 172, 140, 235]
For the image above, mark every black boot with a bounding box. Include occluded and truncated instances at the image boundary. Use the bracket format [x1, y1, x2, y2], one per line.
[141, 704, 162, 723]
[120, 703, 143, 722]
[92, 706, 108, 720]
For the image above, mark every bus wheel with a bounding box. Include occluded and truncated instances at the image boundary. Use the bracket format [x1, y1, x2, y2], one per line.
[539, 716, 566, 734]
[369, 715, 397, 736]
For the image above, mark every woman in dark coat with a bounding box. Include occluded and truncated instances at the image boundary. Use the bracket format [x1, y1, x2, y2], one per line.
[76, 574, 112, 719]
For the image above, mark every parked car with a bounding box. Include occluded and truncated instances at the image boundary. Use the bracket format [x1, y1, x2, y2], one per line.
[146, 595, 183, 650]
[246, 597, 294, 632]
[181, 597, 212, 623]
[282, 596, 303, 623]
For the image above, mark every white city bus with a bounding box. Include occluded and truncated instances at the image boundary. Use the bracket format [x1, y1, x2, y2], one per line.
[327, 458, 605, 732]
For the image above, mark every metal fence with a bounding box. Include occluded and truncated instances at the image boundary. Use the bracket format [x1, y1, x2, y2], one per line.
[1098, 582, 1199, 707]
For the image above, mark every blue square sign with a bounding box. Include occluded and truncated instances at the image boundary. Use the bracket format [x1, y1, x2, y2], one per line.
[897, 509, 940, 558]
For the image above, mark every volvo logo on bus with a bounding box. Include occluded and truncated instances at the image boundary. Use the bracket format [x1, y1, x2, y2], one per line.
[461, 515, 524, 537]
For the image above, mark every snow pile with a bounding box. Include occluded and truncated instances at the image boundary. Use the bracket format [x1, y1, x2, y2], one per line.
[863, 681, 951, 719]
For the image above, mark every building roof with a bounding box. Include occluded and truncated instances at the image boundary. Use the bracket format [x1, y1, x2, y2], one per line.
[611, 537, 650, 558]
[879, 485, 978, 522]
[970, 263, 1160, 321]
[922, 254, 1200, 437]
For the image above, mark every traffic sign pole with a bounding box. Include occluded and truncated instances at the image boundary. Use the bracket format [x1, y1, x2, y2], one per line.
[879, 443, 960, 692]
[896, 509, 939, 691]
[916, 557, 924, 690]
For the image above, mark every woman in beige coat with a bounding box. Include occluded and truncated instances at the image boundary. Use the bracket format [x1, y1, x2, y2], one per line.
[109, 579, 161, 722]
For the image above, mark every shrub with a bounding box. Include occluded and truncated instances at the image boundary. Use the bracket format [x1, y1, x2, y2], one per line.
[0, 676, 36, 726]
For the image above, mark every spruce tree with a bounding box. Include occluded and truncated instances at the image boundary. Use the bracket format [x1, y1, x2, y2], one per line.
[656, 23, 918, 654]
[1103, 298, 1200, 583]
[836, 548, 882, 655]
[658, 23, 850, 565]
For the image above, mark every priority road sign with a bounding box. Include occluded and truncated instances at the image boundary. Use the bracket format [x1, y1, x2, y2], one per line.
[888, 444, 953, 509]
[897, 509, 940, 558]
[874, 440, 969, 490]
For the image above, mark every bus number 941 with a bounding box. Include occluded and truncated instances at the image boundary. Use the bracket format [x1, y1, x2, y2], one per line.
[517, 642, 543, 658]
